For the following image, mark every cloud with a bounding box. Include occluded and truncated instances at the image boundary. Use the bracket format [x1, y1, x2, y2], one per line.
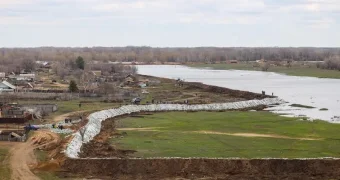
[0, 0, 337, 28]
[0, 0, 35, 7]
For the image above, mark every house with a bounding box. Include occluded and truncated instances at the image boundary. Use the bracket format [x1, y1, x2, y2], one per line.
[0, 81, 16, 92]
[91, 71, 102, 77]
[19, 74, 35, 81]
[36, 61, 51, 68]
[139, 79, 149, 85]
[124, 74, 137, 85]
[0, 73, 5, 79]
[22, 83, 34, 90]
[138, 83, 147, 88]
[8, 74, 35, 82]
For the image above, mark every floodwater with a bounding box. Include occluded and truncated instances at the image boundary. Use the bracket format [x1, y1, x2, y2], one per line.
[137, 65, 340, 123]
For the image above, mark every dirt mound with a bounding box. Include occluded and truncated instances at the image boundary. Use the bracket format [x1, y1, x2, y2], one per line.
[80, 117, 136, 158]
[33, 133, 72, 174]
[80, 141, 136, 158]
[34, 160, 61, 172]
[31, 130, 61, 150]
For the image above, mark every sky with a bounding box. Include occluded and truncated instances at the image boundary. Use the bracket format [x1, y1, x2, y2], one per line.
[0, 0, 340, 47]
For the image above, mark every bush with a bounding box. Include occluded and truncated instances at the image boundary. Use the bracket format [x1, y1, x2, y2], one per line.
[317, 56, 340, 71]
[261, 63, 270, 71]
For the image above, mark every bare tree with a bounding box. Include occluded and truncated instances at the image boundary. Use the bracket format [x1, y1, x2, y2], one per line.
[22, 59, 36, 72]
[81, 72, 95, 92]
[99, 83, 116, 95]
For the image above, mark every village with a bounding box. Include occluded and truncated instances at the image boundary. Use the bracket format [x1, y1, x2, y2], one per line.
[0, 55, 285, 179]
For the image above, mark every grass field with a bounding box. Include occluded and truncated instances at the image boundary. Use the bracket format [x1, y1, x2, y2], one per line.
[0, 148, 11, 180]
[112, 111, 340, 158]
[188, 63, 340, 79]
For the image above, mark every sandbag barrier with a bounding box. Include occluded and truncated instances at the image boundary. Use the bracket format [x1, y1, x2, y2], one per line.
[65, 98, 285, 158]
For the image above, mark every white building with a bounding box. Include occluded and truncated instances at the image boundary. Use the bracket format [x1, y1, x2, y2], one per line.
[0, 81, 16, 92]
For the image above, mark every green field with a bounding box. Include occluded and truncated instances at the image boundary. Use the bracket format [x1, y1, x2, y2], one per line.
[188, 63, 340, 79]
[0, 148, 11, 180]
[112, 111, 340, 158]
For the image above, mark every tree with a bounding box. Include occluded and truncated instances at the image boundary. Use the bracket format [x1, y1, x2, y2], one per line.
[81, 72, 95, 93]
[69, 80, 79, 92]
[22, 59, 36, 72]
[99, 83, 116, 95]
[76, 56, 85, 70]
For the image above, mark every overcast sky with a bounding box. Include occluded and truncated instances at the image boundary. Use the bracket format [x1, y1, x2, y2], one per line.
[0, 0, 339, 47]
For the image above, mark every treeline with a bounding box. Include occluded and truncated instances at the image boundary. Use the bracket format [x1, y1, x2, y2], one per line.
[1, 47, 340, 64]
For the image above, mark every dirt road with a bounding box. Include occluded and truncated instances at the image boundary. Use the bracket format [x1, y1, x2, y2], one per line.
[9, 130, 61, 180]
[52, 110, 86, 123]
[10, 141, 39, 180]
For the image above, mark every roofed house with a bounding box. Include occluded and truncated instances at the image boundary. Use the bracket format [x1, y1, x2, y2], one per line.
[19, 74, 35, 81]
[0, 81, 16, 92]
[124, 74, 137, 85]
[36, 61, 51, 68]
[0, 72, 5, 79]
[91, 71, 102, 77]
[18, 82, 34, 91]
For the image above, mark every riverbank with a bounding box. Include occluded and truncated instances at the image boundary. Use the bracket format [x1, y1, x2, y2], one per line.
[135, 74, 270, 105]
[188, 63, 340, 79]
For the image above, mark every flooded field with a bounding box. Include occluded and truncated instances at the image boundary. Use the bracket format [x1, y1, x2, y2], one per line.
[138, 65, 340, 122]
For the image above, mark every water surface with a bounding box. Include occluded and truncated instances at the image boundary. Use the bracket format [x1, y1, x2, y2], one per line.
[137, 65, 340, 122]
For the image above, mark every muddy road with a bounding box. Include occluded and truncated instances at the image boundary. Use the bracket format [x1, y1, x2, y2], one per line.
[9, 130, 61, 180]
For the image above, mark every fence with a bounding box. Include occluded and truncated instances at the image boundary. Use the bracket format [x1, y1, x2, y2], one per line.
[0, 118, 28, 124]
[21, 104, 58, 113]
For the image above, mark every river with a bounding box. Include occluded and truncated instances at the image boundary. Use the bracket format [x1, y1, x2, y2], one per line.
[137, 65, 340, 123]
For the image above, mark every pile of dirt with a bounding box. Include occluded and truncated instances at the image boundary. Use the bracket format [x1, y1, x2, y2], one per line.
[31, 130, 61, 151]
[80, 141, 136, 158]
[79, 117, 136, 158]
[33, 134, 73, 173]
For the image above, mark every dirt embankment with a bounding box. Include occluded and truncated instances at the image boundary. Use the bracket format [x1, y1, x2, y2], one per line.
[138, 74, 270, 103]
[63, 158, 340, 180]
[79, 116, 136, 158]
[185, 82, 270, 100]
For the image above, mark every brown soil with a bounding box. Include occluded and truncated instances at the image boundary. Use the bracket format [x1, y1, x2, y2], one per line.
[52, 110, 87, 123]
[184, 82, 270, 100]
[8, 130, 71, 180]
[137, 75, 270, 105]
[9, 130, 61, 180]
[63, 158, 340, 180]
[79, 117, 136, 158]
[9, 140, 39, 180]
